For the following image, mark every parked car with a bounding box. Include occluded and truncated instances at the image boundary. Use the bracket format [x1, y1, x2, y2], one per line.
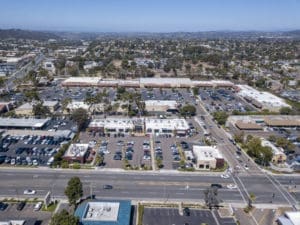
[33, 202, 43, 211]
[183, 207, 190, 216]
[0, 202, 8, 211]
[17, 201, 26, 211]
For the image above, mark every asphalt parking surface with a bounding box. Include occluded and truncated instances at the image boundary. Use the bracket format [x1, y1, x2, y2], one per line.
[199, 88, 256, 113]
[0, 202, 52, 225]
[142, 207, 221, 225]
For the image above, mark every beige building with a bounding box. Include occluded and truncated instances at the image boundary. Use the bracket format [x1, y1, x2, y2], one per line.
[261, 139, 287, 164]
[193, 146, 224, 170]
[15, 101, 59, 116]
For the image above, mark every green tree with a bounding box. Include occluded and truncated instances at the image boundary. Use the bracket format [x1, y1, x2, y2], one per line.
[67, 65, 79, 76]
[234, 132, 244, 144]
[61, 98, 72, 113]
[268, 135, 277, 142]
[279, 107, 292, 115]
[246, 137, 262, 158]
[121, 59, 129, 69]
[64, 177, 83, 207]
[39, 67, 49, 77]
[50, 209, 79, 225]
[0, 77, 5, 88]
[180, 105, 196, 117]
[212, 111, 228, 125]
[32, 102, 51, 117]
[24, 89, 40, 101]
[71, 108, 89, 131]
[192, 87, 199, 96]
[26, 70, 39, 86]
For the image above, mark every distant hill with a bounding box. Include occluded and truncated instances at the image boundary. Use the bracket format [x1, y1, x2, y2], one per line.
[1, 28, 300, 41]
[0, 29, 60, 41]
[285, 30, 300, 36]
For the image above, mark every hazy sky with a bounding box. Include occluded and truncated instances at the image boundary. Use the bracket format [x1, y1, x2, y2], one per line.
[0, 0, 299, 32]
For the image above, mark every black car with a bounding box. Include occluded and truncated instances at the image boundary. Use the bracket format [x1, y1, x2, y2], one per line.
[211, 183, 222, 189]
[183, 207, 190, 216]
[0, 202, 8, 211]
[103, 185, 113, 189]
[17, 201, 26, 211]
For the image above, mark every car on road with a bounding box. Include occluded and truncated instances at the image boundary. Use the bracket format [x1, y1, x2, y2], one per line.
[244, 164, 249, 170]
[103, 185, 113, 190]
[24, 189, 36, 195]
[17, 201, 26, 211]
[221, 174, 230, 179]
[211, 183, 222, 189]
[227, 184, 237, 189]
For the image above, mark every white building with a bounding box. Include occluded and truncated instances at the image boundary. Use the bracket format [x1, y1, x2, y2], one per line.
[88, 118, 135, 134]
[193, 145, 225, 170]
[62, 77, 234, 88]
[43, 61, 56, 74]
[65, 101, 90, 113]
[88, 117, 190, 136]
[145, 118, 189, 136]
[277, 211, 300, 225]
[145, 100, 178, 113]
[63, 143, 89, 163]
[15, 101, 59, 115]
[83, 61, 102, 71]
[237, 85, 290, 112]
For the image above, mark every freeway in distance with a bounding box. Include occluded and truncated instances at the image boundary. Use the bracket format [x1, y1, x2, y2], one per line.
[0, 168, 298, 206]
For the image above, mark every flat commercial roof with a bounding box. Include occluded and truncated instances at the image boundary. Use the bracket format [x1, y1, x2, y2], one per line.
[17, 101, 58, 110]
[62, 77, 234, 88]
[285, 211, 300, 225]
[264, 118, 300, 127]
[75, 200, 131, 225]
[4, 129, 73, 138]
[237, 85, 290, 109]
[145, 118, 189, 131]
[235, 121, 262, 130]
[65, 144, 89, 157]
[89, 118, 135, 130]
[193, 145, 223, 160]
[0, 117, 50, 128]
[145, 100, 177, 111]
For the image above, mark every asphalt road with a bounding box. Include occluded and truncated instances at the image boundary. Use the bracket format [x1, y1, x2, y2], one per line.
[196, 98, 261, 174]
[5, 53, 45, 91]
[0, 168, 298, 206]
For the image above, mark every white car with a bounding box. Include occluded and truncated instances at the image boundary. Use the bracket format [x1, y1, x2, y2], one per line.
[227, 184, 237, 189]
[24, 189, 36, 195]
[221, 174, 230, 179]
[33, 202, 42, 211]
[244, 164, 249, 170]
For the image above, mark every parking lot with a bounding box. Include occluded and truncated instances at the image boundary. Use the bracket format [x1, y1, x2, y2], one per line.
[142, 207, 231, 225]
[199, 88, 256, 113]
[0, 133, 71, 167]
[0, 201, 52, 225]
[80, 129, 201, 170]
[141, 88, 197, 105]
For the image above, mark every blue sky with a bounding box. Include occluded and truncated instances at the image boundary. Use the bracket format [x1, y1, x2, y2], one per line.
[0, 0, 299, 32]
